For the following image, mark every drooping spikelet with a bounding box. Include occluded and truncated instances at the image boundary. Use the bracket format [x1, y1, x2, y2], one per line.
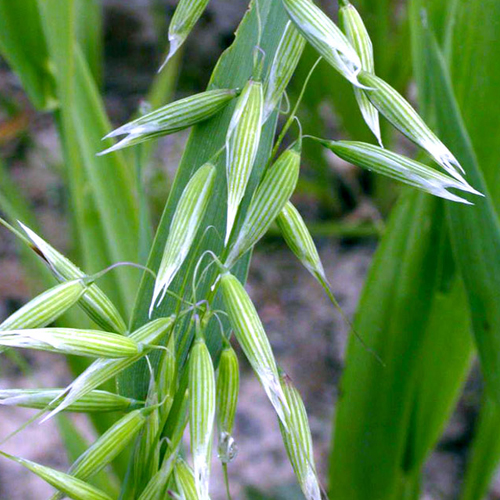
[0, 388, 140, 413]
[20, 222, 127, 334]
[357, 70, 480, 189]
[44, 317, 175, 420]
[315, 138, 479, 203]
[0, 327, 141, 358]
[189, 336, 216, 500]
[225, 78, 263, 244]
[220, 272, 289, 428]
[160, 0, 212, 69]
[282, 0, 363, 86]
[150, 163, 216, 315]
[278, 372, 321, 500]
[339, 0, 382, 145]
[216, 345, 239, 463]
[263, 21, 306, 122]
[100, 90, 237, 154]
[225, 143, 300, 268]
[0, 451, 113, 500]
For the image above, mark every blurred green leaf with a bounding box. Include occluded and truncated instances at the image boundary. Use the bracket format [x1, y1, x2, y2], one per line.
[449, 0, 500, 214]
[426, 26, 500, 406]
[460, 396, 500, 500]
[0, 0, 57, 110]
[328, 190, 471, 500]
[75, 0, 102, 85]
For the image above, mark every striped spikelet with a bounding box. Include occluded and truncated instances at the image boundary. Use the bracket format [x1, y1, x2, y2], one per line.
[0, 388, 140, 413]
[339, 0, 382, 145]
[134, 378, 161, 490]
[174, 457, 200, 499]
[150, 163, 216, 315]
[216, 345, 239, 463]
[100, 90, 236, 154]
[0, 452, 113, 500]
[19, 222, 127, 334]
[357, 70, 478, 187]
[44, 317, 175, 420]
[225, 78, 263, 244]
[276, 202, 325, 280]
[0, 279, 86, 331]
[50, 409, 151, 500]
[157, 332, 177, 422]
[282, 0, 363, 86]
[0, 327, 141, 358]
[189, 337, 216, 500]
[137, 443, 179, 500]
[0, 279, 87, 356]
[160, 0, 212, 69]
[220, 272, 289, 428]
[225, 143, 300, 268]
[278, 373, 321, 500]
[316, 139, 479, 203]
[263, 21, 306, 122]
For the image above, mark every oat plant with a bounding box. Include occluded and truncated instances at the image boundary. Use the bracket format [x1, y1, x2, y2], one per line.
[0, 0, 498, 499]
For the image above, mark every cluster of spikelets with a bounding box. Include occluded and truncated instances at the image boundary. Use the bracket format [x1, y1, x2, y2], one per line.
[0, 0, 481, 499]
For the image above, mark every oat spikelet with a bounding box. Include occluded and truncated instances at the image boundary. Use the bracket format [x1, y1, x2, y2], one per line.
[315, 138, 480, 203]
[150, 164, 216, 315]
[282, 0, 363, 86]
[189, 337, 216, 500]
[220, 272, 289, 428]
[225, 79, 263, 244]
[339, 0, 382, 145]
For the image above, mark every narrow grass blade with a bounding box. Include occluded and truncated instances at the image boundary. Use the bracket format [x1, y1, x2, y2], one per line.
[449, 0, 500, 213]
[36, 0, 139, 312]
[328, 192, 471, 499]
[460, 396, 500, 500]
[0, 451, 112, 500]
[423, 28, 500, 405]
[75, 0, 102, 84]
[0, 0, 57, 110]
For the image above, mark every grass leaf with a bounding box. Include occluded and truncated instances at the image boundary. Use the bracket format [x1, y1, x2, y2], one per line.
[126, 0, 291, 399]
